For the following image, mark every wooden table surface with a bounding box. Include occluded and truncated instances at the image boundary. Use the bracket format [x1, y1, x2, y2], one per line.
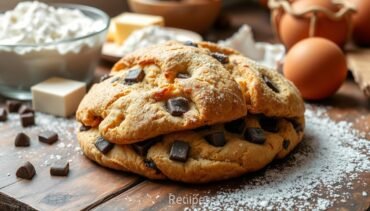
[0, 4, 369, 211]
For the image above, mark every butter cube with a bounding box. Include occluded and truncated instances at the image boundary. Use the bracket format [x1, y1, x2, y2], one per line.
[31, 77, 86, 117]
[112, 13, 164, 44]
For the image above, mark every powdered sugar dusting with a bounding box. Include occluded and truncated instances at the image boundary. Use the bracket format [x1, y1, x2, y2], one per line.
[1, 111, 83, 170]
[197, 106, 370, 210]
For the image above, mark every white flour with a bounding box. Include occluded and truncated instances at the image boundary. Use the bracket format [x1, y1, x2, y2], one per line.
[197, 105, 369, 210]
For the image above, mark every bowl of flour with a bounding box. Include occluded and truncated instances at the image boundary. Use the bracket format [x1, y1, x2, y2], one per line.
[0, 1, 109, 100]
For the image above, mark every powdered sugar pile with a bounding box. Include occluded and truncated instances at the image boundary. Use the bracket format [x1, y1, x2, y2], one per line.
[197, 106, 369, 210]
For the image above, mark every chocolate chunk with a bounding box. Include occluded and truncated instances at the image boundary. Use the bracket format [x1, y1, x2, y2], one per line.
[176, 72, 190, 79]
[169, 140, 190, 162]
[183, 41, 198, 47]
[50, 161, 69, 176]
[6, 100, 22, 113]
[205, 131, 226, 147]
[224, 118, 245, 134]
[100, 74, 112, 82]
[259, 116, 279, 133]
[244, 128, 266, 144]
[166, 97, 190, 116]
[124, 68, 145, 84]
[15, 132, 30, 147]
[211, 52, 229, 64]
[283, 139, 290, 149]
[39, 131, 58, 145]
[289, 118, 303, 133]
[0, 108, 7, 121]
[132, 136, 161, 156]
[263, 75, 279, 93]
[16, 161, 35, 180]
[79, 125, 91, 132]
[144, 159, 161, 174]
[18, 105, 34, 115]
[20, 113, 35, 127]
[95, 136, 114, 154]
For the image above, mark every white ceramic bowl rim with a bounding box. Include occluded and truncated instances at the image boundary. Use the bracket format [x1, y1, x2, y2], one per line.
[0, 3, 110, 47]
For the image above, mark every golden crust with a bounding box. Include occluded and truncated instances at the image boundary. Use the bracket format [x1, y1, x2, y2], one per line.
[77, 41, 248, 144]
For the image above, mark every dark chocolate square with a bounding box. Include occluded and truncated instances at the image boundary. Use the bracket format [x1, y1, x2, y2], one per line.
[50, 161, 69, 176]
[166, 97, 190, 116]
[259, 116, 279, 133]
[39, 131, 58, 145]
[244, 128, 266, 145]
[169, 140, 190, 162]
[132, 136, 161, 156]
[224, 118, 246, 134]
[6, 100, 22, 113]
[20, 113, 35, 127]
[124, 68, 145, 84]
[95, 136, 114, 154]
[204, 131, 226, 147]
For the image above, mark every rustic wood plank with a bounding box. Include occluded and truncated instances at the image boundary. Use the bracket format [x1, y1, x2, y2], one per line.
[0, 99, 142, 210]
[0, 192, 37, 211]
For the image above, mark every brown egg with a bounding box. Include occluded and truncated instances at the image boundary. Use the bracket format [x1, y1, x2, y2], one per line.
[279, 0, 349, 49]
[284, 38, 347, 100]
[351, 0, 370, 46]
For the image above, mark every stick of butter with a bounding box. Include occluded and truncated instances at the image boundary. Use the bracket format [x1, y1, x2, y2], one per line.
[109, 13, 165, 45]
[31, 77, 86, 117]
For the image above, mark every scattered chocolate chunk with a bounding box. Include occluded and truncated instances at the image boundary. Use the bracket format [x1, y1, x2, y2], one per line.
[205, 131, 226, 147]
[283, 139, 290, 149]
[183, 41, 198, 47]
[176, 72, 190, 79]
[224, 118, 245, 134]
[100, 74, 112, 82]
[20, 113, 35, 127]
[124, 68, 145, 84]
[0, 108, 7, 121]
[79, 125, 91, 132]
[166, 97, 190, 116]
[18, 105, 34, 115]
[39, 131, 58, 145]
[95, 136, 114, 154]
[50, 161, 69, 176]
[259, 116, 279, 133]
[244, 128, 266, 145]
[263, 75, 279, 93]
[211, 52, 229, 64]
[289, 118, 303, 133]
[16, 161, 35, 180]
[169, 140, 190, 162]
[6, 100, 22, 113]
[144, 159, 161, 174]
[132, 136, 161, 156]
[15, 132, 30, 147]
